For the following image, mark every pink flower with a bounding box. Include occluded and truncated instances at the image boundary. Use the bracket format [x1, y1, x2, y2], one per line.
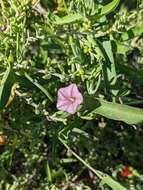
[57, 84, 83, 114]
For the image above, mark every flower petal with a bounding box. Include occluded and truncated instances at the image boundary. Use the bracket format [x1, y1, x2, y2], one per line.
[57, 100, 70, 112]
[57, 89, 68, 101]
[58, 84, 73, 99]
[71, 84, 83, 104]
[57, 83, 83, 114]
[66, 103, 78, 114]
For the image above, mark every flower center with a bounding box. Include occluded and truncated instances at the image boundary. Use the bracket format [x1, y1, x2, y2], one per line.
[69, 96, 76, 102]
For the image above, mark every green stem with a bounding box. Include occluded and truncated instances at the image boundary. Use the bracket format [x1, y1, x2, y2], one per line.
[58, 136, 103, 179]
[25, 72, 54, 102]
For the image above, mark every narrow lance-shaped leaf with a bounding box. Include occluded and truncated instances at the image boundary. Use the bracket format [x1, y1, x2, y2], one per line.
[96, 40, 117, 95]
[99, 174, 127, 190]
[25, 72, 54, 102]
[5, 83, 17, 108]
[59, 133, 127, 190]
[121, 24, 143, 41]
[102, 40, 117, 85]
[0, 64, 15, 110]
[118, 63, 143, 85]
[55, 13, 83, 25]
[82, 97, 143, 125]
[99, 0, 120, 17]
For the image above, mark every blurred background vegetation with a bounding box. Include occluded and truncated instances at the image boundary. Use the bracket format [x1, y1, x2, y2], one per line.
[0, 0, 143, 189]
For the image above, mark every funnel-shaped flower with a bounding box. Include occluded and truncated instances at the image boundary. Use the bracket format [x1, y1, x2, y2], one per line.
[57, 84, 83, 114]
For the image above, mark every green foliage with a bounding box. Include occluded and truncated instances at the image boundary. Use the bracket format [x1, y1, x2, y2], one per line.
[99, 0, 120, 17]
[0, 0, 143, 189]
[81, 97, 143, 124]
[55, 13, 83, 25]
[0, 64, 15, 110]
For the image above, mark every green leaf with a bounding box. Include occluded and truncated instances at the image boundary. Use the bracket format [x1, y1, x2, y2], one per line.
[59, 134, 127, 190]
[100, 174, 127, 190]
[69, 36, 84, 63]
[45, 161, 52, 183]
[118, 63, 143, 85]
[0, 64, 15, 110]
[0, 31, 7, 41]
[25, 72, 54, 102]
[55, 13, 83, 25]
[96, 40, 117, 95]
[99, 0, 120, 17]
[121, 24, 143, 41]
[102, 40, 117, 85]
[111, 40, 126, 55]
[48, 111, 69, 124]
[83, 97, 143, 125]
